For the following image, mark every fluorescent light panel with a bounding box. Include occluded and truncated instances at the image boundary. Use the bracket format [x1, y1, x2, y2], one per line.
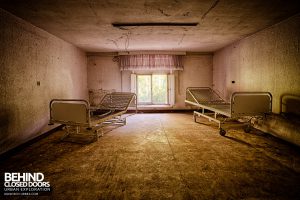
[112, 22, 198, 27]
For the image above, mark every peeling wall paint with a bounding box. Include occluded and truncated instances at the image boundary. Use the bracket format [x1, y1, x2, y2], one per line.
[0, 9, 88, 154]
[213, 13, 300, 114]
[212, 13, 300, 145]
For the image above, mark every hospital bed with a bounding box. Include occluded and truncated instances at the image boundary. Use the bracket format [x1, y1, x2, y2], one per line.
[49, 92, 136, 142]
[185, 87, 272, 136]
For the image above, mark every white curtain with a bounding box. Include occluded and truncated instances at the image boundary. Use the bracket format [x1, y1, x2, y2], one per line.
[130, 74, 137, 94]
[168, 74, 175, 106]
[119, 54, 183, 71]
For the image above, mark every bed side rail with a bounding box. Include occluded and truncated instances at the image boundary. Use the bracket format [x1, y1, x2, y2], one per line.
[186, 87, 226, 104]
[49, 99, 90, 126]
[231, 92, 272, 117]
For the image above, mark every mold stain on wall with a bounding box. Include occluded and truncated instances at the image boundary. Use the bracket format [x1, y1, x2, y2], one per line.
[0, 8, 88, 154]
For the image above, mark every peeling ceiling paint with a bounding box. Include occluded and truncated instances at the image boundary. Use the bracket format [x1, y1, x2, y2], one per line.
[0, 0, 299, 52]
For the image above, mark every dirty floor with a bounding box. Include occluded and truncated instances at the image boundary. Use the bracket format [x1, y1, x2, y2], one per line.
[1, 113, 300, 199]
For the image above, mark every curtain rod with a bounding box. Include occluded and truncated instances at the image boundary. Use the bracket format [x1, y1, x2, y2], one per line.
[118, 51, 186, 55]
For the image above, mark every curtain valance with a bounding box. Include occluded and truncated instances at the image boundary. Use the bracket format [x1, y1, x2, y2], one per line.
[119, 54, 183, 71]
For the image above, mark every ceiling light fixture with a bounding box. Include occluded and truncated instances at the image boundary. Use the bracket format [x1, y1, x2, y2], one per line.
[112, 22, 198, 27]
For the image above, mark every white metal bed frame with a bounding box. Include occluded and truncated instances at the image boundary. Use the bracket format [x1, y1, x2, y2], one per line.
[49, 92, 137, 142]
[185, 87, 272, 135]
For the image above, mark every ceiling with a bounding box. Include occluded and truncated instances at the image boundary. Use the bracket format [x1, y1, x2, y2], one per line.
[1, 0, 300, 52]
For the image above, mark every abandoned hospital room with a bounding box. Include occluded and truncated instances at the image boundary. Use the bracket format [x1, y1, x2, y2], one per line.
[1, 0, 300, 199]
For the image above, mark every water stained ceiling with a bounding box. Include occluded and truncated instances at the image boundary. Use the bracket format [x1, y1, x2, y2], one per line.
[0, 0, 300, 52]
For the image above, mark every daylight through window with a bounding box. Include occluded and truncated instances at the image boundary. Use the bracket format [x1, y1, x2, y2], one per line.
[137, 74, 168, 105]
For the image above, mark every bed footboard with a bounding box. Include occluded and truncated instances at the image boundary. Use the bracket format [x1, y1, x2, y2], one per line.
[231, 92, 272, 118]
[50, 99, 90, 126]
[49, 99, 100, 142]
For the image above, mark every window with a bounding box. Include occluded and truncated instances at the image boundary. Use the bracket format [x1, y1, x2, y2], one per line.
[137, 74, 168, 105]
[131, 73, 175, 106]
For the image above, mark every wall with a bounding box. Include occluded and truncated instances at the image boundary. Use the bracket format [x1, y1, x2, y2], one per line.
[213, 13, 300, 114]
[0, 9, 88, 154]
[87, 54, 213, 109]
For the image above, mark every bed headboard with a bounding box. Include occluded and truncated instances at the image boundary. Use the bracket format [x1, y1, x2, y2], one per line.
[186, 87, 226, 104]
[50, 99, 90, 125]
[231, 92, 272, 117]
[99, 92, 136, 110]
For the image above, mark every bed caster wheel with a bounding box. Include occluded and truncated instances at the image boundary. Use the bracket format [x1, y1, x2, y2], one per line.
[244, 126, 251, 133]
[219, 129, 226, 136]
[91, 134, 98, 142]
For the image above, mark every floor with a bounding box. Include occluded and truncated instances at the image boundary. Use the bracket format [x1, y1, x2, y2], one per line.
[1, 113, 300, 200]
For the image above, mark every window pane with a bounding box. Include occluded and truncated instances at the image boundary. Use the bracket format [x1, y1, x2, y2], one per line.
[152, 75, 168, 104]
[137, 75, 151, 103]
